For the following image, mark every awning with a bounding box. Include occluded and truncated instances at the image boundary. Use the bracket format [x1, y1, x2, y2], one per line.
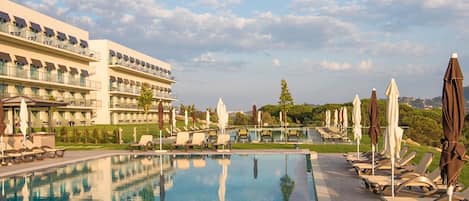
[0, 52, 12, 62]
[117, 77, 123, 83]
[80, 69, 89, 76]
[168, 88, 172, 92]
[79, 40, 88, 48]
[57, 32, 67, 41]
[13, 16, 26, 28]
[151, 64, 155, 70]
[44, 27, 55, 37]
[0, 11, 10, 22]
[109, 50, 116, 57]
[116, 52, 122, 59]
[124, 79, 129, 84]
[30, 22, 42, 33]
[141, 61, 146, 66]
[45, 62, 55, 70]
[58, 65, 67, 72]
[155, 66, 160, 71]
[130, 57, 135, 63]
[68, 35, 78, 45]
[136, 59, 140, 65]
[31, 59, 43, 67]
[130, 80, 135, 85]
[15, 55, 28, 65]
[146, 63, 150, 68]
[168, 70, 171, 75]
[110, 76, 116, 82]
[123, 55, 129, 61]
[69, 67, 78, 75]
[136, 81, 141, 86]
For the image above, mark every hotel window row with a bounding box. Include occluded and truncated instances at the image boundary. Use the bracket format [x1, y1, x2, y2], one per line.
[0, 51, 99, 89]
[109, 50, 174, 81]
[0, 10, 97, 59]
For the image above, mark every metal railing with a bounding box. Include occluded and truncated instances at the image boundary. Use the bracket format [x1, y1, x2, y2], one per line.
[109, 58, 176, 81]
[0, 92, 100, 107]
[109, 85, 176, 99]
[0, 23, 99, 60]
[0, 63, 101, 89]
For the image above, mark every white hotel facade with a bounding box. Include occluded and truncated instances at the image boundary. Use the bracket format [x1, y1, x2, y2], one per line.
[0, 0, 176, 128]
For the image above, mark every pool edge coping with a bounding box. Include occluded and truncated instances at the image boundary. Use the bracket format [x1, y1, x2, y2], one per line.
[310, 151, 332, 201]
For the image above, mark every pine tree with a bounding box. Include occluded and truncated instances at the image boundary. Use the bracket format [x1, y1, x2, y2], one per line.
[278, 79, 294, 125]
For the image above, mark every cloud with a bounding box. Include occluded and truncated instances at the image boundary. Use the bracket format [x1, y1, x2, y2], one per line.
[319, 60, 352, 71]
[192, 52, 217, 63]
[196, 0, 242, 9]
[272, 58, 280, 67]
[358, 59, 373, 71]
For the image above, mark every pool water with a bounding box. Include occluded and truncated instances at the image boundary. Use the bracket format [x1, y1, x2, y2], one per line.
[0, 154, 317, 201]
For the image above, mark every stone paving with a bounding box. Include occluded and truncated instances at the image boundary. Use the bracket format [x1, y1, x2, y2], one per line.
[314, 153, 381, 201]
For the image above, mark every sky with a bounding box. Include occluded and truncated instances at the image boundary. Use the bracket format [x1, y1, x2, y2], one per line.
[14, 0, 469, 111]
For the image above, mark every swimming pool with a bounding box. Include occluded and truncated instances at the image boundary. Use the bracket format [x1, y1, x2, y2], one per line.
[0, 154, 317, 201]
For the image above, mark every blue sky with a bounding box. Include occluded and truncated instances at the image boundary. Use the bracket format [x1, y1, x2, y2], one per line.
[14, 0, 469, 111]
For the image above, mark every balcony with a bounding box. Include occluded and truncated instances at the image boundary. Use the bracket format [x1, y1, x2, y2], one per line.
[109, 85, 177, 100]
[0, 63, 101, 90]
[109, 59, 176, 83]
[0, 23, 99, 62]
[109, 102, 171, 111]
[0, 93, 100, 108]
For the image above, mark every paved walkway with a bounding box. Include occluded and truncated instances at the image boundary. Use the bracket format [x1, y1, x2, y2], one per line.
[316, 153, 381, 201]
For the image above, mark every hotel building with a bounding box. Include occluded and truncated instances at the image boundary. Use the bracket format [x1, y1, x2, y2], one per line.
[90, 40, 176, 125]
[0, 0, 175, 128]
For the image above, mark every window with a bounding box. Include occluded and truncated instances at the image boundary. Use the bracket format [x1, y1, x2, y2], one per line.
[57, 71, 63, 83]
[16, 62, 25, 78]
[30, 65, 39, 80]
[0, 84, 7, 97]
[15, 85, 24, 95]
[31, 87, 39, 97]
[80, 74, 85, 87]
[0, 60, 5, 75]
[46, 68, 52, 81]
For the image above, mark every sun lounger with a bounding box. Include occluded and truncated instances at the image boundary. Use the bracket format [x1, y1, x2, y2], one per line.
[24, 140, 46, 160]
[4, 143, 36, 163]
[237, 128, 249, 143]
[212, 134, 231, 150]
[353, 151, 416, 175]
[260, 130, 273, 142]
[208, 130, 218, 143]
[287, 129, 300, 142]
[381, 187, 469, 201]
[170, 132, 190, 151]
[347, 147, 409, 164]
[186, 132, 207, 150]
[129, 135, 154, 151]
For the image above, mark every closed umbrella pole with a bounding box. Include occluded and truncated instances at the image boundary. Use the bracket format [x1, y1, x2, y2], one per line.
[352, 95, 362, 160]
[184, 110, 188, 127]
[385, 78, 402, 198]
[440, 53, 467, 201]
[0, 98, 5, 157]
[158, 102, 164, 151]
[333, 109, 338, 128]
[20, 98, 28, 148]
[343, 106, 348, 134]
[172, 108, 176, 131]
[369, 88, 380, 175]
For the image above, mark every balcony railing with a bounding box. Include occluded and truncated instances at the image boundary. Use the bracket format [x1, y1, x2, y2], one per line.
[0, 93, 100, 107]
[109, 85, 176, 99]
[109, 59, 175, 82]
[110, 102, 171, 110]
[0, 63, 101, 90]
[0, 23, 99, 60]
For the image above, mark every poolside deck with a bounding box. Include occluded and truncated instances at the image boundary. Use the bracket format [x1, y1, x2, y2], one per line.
[0, 150, 382, 201]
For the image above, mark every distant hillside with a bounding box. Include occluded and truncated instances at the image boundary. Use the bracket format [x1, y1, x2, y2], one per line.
[399, 86, 469, 109]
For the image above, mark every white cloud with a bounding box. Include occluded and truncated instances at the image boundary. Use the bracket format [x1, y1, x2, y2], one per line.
[196, 0, 242, 9]
[120, 14, 135, 24]
[192, 52, 217, 63]
[358, 59, 373, 71]
[272, 58, 280, 67]
[319, 60, 351, 71]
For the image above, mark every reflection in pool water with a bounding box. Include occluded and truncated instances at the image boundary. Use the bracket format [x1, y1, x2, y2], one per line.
[0, 154, 316, 201]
